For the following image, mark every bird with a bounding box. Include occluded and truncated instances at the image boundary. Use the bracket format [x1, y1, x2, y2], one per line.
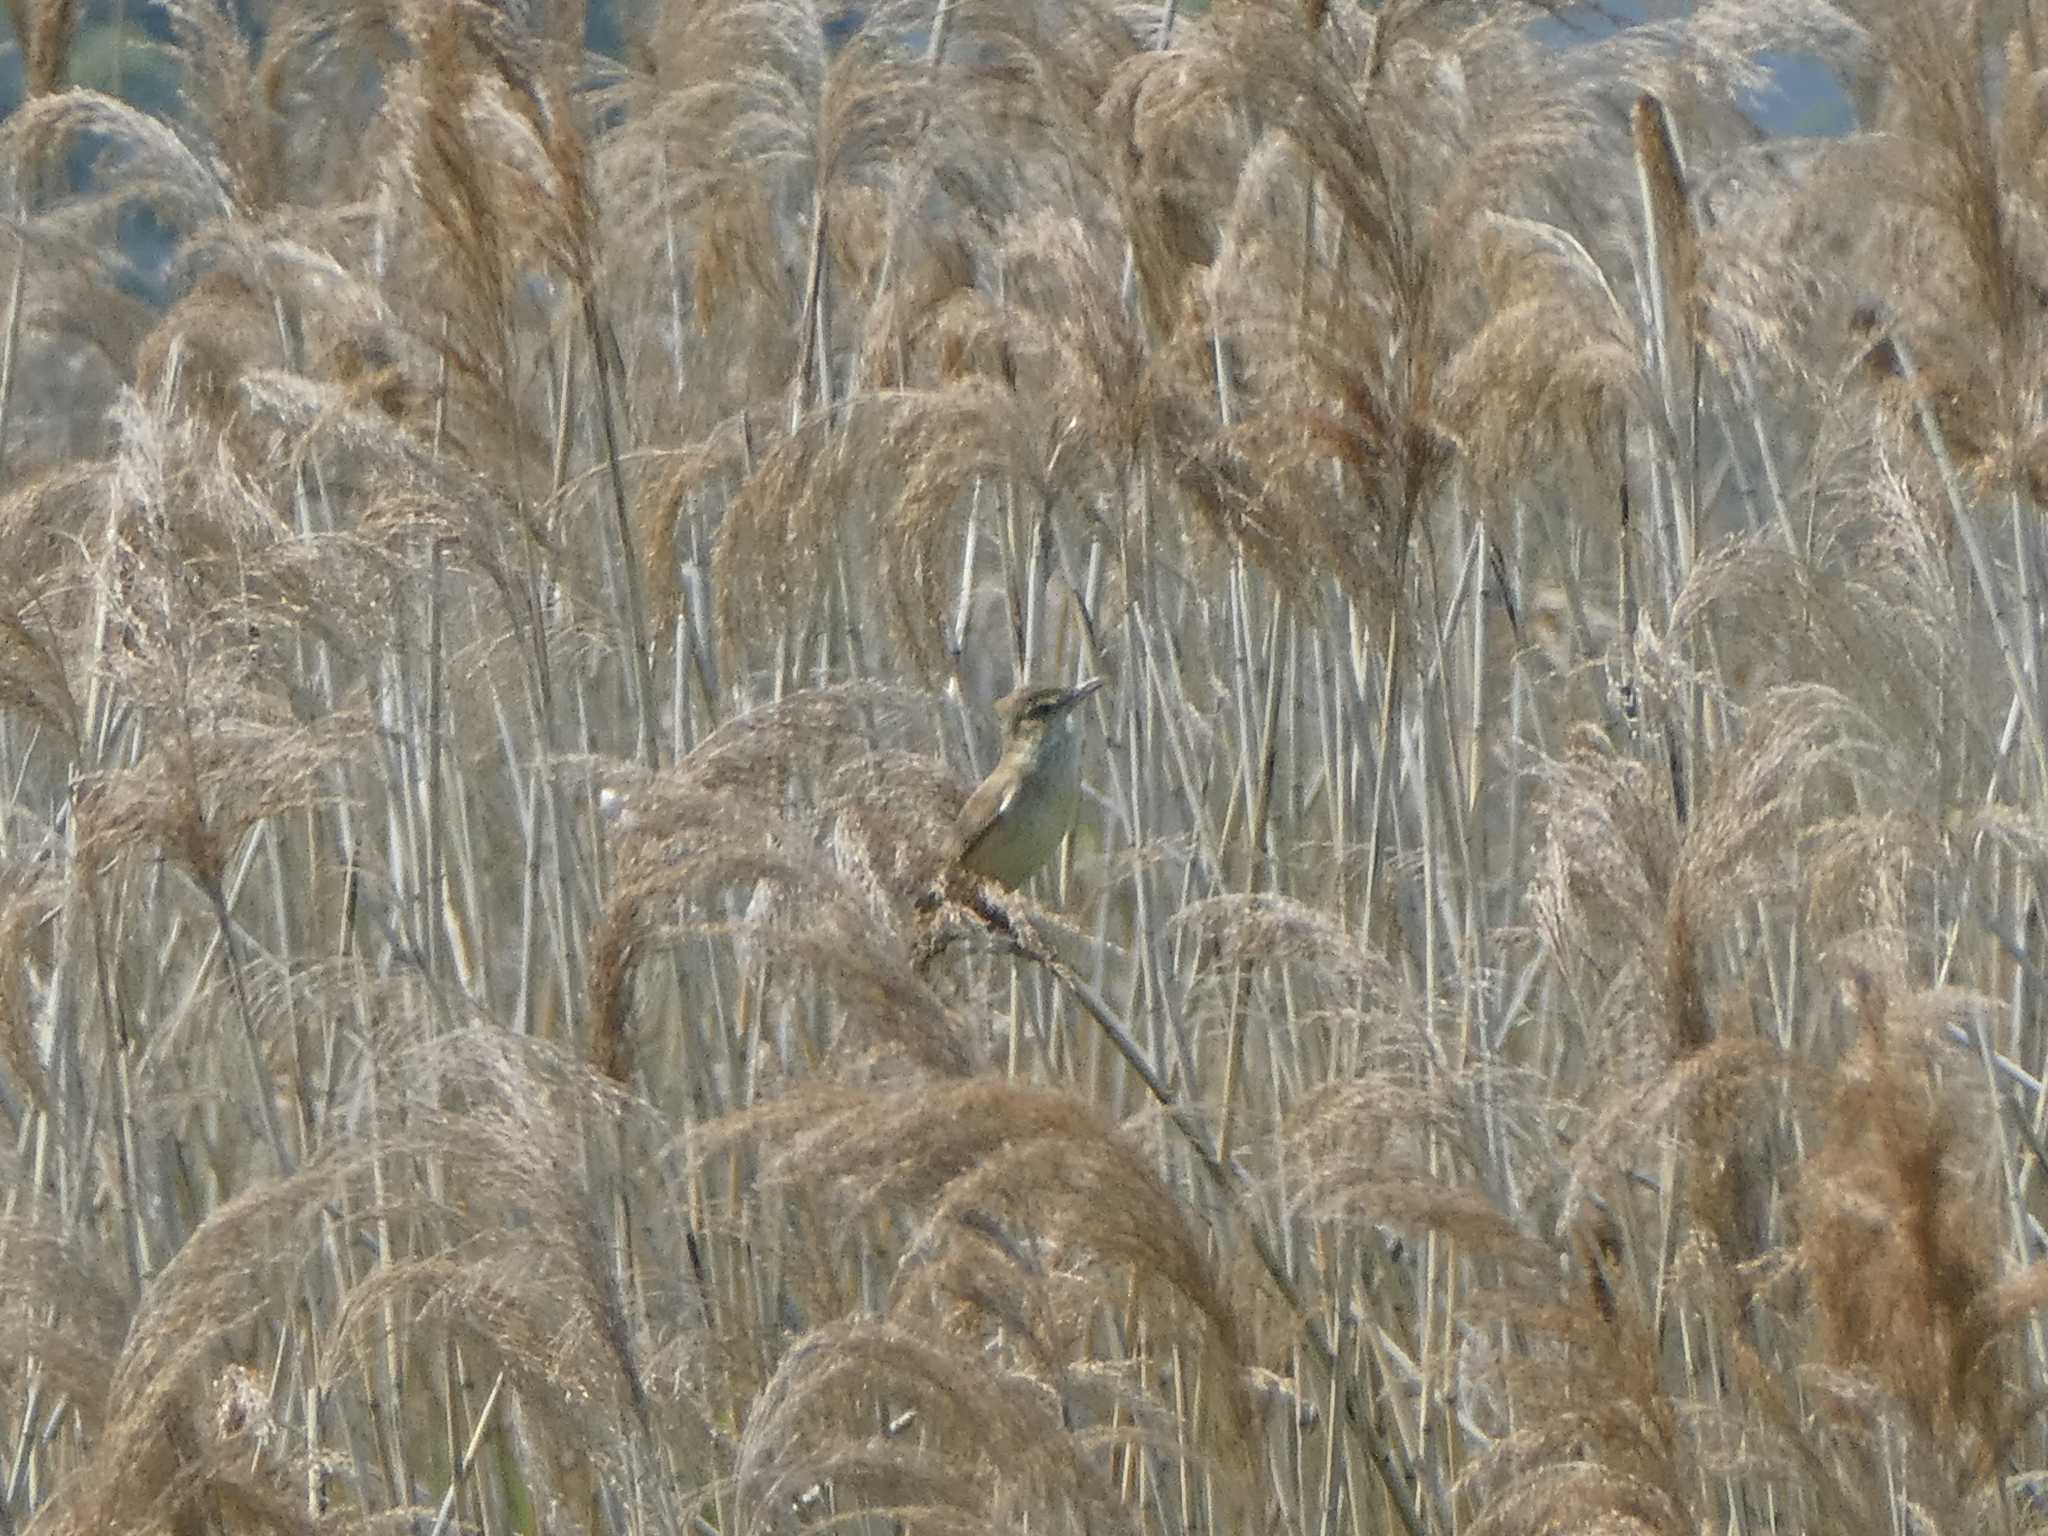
[948, 677, 1104, 887]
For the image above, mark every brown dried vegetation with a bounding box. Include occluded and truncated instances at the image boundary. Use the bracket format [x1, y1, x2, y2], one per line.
[9, 2, 2048, 1534]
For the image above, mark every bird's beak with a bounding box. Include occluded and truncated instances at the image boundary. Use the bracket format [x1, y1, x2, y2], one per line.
[1063, 677, 1105, 710]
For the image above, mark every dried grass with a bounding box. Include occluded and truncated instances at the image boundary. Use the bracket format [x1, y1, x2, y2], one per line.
[8, 4, 2048, 1535]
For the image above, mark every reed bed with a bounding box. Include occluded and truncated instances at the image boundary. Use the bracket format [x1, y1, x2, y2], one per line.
[2, 0, 2047, 1532]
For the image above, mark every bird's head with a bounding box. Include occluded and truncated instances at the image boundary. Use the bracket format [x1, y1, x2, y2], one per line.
[996, 677, 1103, 747]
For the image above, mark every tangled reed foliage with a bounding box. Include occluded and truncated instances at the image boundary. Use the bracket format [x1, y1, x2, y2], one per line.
[11, 1, 2048, 1533]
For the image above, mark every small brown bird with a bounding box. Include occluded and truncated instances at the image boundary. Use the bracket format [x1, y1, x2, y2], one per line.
[949, 677, 1104, 886]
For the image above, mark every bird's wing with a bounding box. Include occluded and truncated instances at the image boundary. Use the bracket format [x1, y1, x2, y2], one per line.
[950, 773, 1018, 863]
